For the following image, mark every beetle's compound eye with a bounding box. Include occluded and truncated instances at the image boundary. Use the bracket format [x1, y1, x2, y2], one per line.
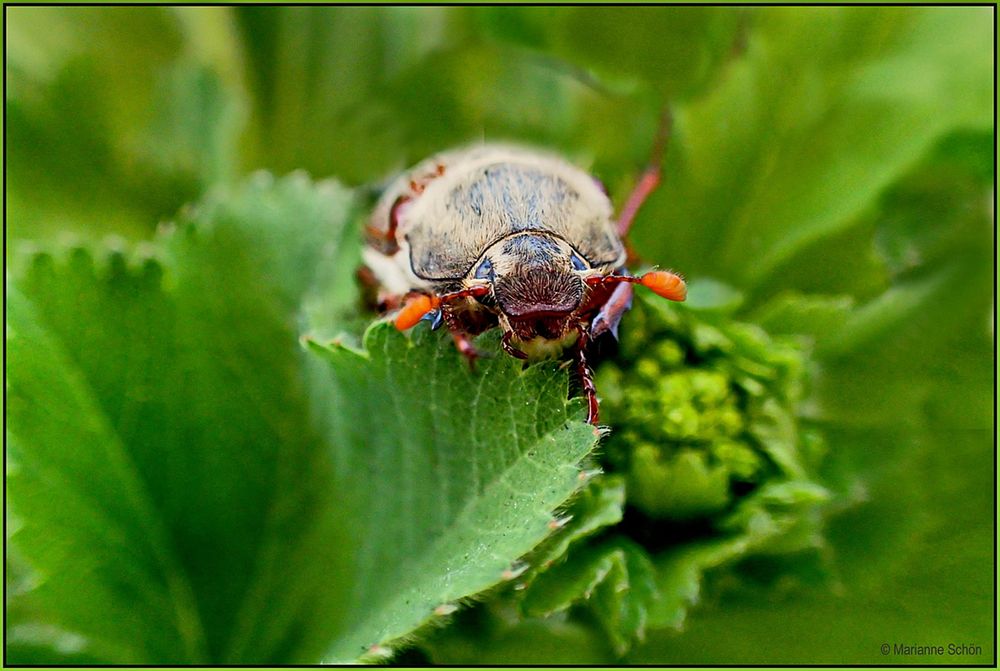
[474, 257, 495, 281]
[570, 252, 588, 271]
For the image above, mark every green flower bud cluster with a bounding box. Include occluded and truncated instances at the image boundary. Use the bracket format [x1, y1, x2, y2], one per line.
[596, 294, 816, 520]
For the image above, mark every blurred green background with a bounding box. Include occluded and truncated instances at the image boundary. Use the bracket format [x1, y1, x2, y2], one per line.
[5, 5, 994, 665]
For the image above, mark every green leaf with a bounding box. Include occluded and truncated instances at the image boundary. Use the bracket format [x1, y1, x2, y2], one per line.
[422, 474, 627, 662]
[633, 7, 993, 297]
[303, 325, 598, 662]
[425, 607, 616, 665]
[588, 540, 658, 655]
[6, 175, 598, 664]
[628, 448, 733, 519]
[649, 538, 744, 631]
[525, 474, 626, 572]
[6, 174, 353, 664]
[7, 277, 207, 664]
[521, 544, 621, 619]
[170, 171, 360, 321]
[521, 539, 658, 656]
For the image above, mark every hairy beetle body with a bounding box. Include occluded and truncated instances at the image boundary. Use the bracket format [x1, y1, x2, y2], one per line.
[361, 131, 686, 425]
[365, 145, 625, 289]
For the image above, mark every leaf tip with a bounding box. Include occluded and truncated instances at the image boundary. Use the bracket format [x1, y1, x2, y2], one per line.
[433, 603, 459, 616]
[501, 561, 529, 581]
[548, 515, 573, 530]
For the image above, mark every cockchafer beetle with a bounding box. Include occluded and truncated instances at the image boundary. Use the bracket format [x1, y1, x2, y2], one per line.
[360, 114, 686, 425]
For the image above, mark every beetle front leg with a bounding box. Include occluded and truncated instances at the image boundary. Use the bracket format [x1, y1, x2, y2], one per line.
[501, 331, 529, 360]
[450, 331, 482, 370]
[443, 310, 485, 370]
[590, 281, 634, 341]
[573, 332, 600, 426]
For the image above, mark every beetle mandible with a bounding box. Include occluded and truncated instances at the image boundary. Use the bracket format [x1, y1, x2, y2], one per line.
[360, 115, 685, 425]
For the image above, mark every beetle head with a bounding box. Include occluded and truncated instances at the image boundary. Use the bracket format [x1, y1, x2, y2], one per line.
[470, 232, 590, 340]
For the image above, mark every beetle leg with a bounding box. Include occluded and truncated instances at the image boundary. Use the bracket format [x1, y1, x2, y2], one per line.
[379, 294, 403, 312]
[357, 269, 379, 311]
[501, 331, 529, 360]
[356, 264, 379, 289]
[590, 281, 634, 341]
[615, 107, 672, 238]
[444, 316, 482, 371]
[451, 331, 481, 370]
[357, 265, 401, 312]
[442, 309, 486, 370]
[436, 285, 492, 361]
[369, 195, 413, 255]
[573, 332, 600, 426]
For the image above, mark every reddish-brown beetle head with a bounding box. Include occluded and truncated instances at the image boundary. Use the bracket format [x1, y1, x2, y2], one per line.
[470, 232, 589, 339]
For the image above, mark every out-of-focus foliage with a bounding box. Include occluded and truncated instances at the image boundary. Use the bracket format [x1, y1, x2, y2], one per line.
[633, 7, 993, 294]
[5, 5, 994, 665]
[5, 7, 248, 241]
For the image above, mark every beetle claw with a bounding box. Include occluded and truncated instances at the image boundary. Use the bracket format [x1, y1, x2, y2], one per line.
[501, 332, 529, 360]
[590, 313, 621, 341]
[422, 309, 445, 331]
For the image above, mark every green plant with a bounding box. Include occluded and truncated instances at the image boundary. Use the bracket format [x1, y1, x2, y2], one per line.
[6, 6, 994, 665]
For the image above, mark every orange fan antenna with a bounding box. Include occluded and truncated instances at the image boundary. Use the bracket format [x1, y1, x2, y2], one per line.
[639, 271, 687, 302]
[394, 294, 439, 330]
